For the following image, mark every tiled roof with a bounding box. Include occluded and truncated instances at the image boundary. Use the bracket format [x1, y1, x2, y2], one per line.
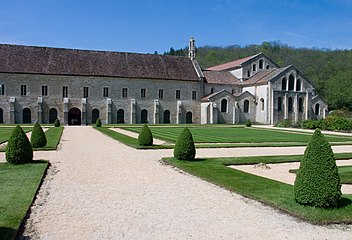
[241, 67, 289, 86]
[206, 53, 261, 71]
[0, 44, 200, 81]
[203, 70, 240, 85]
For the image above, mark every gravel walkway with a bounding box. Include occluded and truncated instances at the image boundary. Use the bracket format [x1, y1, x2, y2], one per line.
[4, 126, 350, 239]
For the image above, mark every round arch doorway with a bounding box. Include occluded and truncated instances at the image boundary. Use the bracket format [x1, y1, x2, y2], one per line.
[68, 108, 81, 125]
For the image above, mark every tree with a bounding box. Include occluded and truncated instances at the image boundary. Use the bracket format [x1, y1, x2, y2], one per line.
[294, 129, 341, 208]
[138, 124, 153, 146]
[54, 118, 60, 127]
[31, 123, 47, 148]
[95, 118, 102, 127]
[174, 128, 196, 160]
[6, 125, 33, 164]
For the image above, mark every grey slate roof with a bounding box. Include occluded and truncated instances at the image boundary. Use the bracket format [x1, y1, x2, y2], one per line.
[0, 44, 200, 81]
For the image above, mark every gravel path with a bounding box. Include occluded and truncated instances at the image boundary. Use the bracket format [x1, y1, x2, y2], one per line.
[5, 126, 350, 239]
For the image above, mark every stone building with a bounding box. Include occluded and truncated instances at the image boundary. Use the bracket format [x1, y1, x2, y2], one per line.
[0, 38, 327, 125]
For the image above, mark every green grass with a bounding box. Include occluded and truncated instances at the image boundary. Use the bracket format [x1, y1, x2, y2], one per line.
[32, 127, 64, 151]
[165, 153, 352, 224]
[0, 161, 48, 240]
[0, 128, 32, 144]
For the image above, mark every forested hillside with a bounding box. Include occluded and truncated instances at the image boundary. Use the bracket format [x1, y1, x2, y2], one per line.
[164, 42, 352, 111]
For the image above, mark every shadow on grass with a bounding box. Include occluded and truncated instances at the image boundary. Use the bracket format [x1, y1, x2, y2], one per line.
[31, 160, 48, 164]
[0, 227, 17, 240]
[190, 158, 207, 162]
[339, 197, 352, 208]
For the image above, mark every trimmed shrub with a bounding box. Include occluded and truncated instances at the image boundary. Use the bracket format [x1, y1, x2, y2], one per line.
[275, 119, 292, 128]
[245, 119, 252, 127]
[294, 129, 341, 208]
[6, 125, 33, 164]
[174, 128, 196, 161]
[54, 118, 60, 127]
[95, 118, 102, 127]
[138, 124, 153, 146]
[31, 123, 47, 148]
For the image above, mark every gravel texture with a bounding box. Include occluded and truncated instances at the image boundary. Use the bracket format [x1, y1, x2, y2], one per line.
[0, 126, 349, 239]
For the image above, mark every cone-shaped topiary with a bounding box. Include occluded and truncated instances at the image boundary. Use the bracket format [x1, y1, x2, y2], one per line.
[54, 118, 60, 127]
[6, 125, 33, 164]
[95, 118, 102, 127]
[31, 123, 47, 148]
[294, 129, 341, 208]
[245, 119, 252, 127]
[138, 124, 153, 146]
[174, 127, 196, 161]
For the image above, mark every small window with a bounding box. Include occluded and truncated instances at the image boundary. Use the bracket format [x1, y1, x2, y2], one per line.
[192, 91, 197, 100]
[0, 84, 4, 95]
[299, 98, 304, 112]
[210, 88, 214, 94]
[21, 85, 27, 96]
[63, 86, 68, 98]
[159, 89, 164, 99]
[103, 87, 109, 97]
[266, 65, 270, 69]
[176, 90, 181, 99]
[122, 88, 128, 98]
[221, 99, 227, 112]
[278, 97, 282, 112]
[282, 78, 287, 91]
[232, 89, 235, 94]
[42, 86, 48, 96]
[244, 100, 249, 113]
[288, 97, 293, 112]
[260, 98, 264, 111]
[83, 87, 89, 98]
[288, 74, 295, 91]
[259, 59, 264, 69]
[253, 64, 257, 71]
[315, 104, 320, 115]
[296, 79, 301, 91]
[141, 88, 146, 98]
[247, 70, 250, 78]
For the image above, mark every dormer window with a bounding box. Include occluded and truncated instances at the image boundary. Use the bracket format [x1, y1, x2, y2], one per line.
[259, 59, 264, 69]
[247, 70, 250, 78]
[253, 64, 257, 72]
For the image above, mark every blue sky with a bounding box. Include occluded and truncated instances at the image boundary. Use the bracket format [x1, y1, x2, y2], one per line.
[0, 0, 351, 53]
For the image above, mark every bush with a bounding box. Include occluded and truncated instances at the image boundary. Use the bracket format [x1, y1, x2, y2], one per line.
[54, 119, 60, 127]
[294, 129, 341, 208]
[275, 119, 292, 128]
[138, 124, 153, 146]
[95, 118, 102, 127]
[245, 119, 252, 127]
[174, 128, 196, 161]
[6, 125, 33, 164]
[31, 123, 47, 148]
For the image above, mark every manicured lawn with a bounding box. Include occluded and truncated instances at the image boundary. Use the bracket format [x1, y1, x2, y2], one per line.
[165, 153, 352, 224]
[0, 161, 48, 240]
[0, 128, 32, 144]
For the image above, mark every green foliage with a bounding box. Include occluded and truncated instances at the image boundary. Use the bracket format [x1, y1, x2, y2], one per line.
[6, 125, 33, 164]
[275, 119, 292, 128]
[174, 128, 196, 160]
[30, 123, 47, 148]
[54, 118, 60, 127]
[301, 117, 352, 132]
[95, 118, 102, 127]
[294, 129, 341, 208]
[245, 119, 252, 127]
[138, 124, 153, 146]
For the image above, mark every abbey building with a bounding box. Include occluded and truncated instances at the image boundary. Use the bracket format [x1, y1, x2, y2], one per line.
[0, 38, 327, 125]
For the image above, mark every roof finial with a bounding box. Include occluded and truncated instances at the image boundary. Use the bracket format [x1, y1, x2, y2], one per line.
[189, 37, 196, 60]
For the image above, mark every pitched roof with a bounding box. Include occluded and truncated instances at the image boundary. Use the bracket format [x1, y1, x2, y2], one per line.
[206, 53, 261, 71]
[241, 67, 290, 86]
[0, 44, 200, 81]
[203, 70, 240, 85]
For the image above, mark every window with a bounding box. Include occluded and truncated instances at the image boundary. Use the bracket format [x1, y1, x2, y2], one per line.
[288, 74, 295, 91]
[159, 89, 164, 99]
[176, 90, 181, 99]
[221, 99, 227, 112]
[0, 84, 4, 95]
[296, 79, 301, 91]
[232, 89, 235, 94]
[247, 70, 250, 78]
[42, 86, 48, 96]
[141, 88, 146, 98]
[244, 100, 249, 113]
[266, 65, 270, 69]
[315, 104, 320, 115]
[63, 86, 68, 98]
[103, 87, 109, 97]
[83, 87, 89, 98]
[278, 97, 282, 112]
[299, 98, 304, 112]
[21, 85, 27, 96]
[192, 91, 197, 100]
[253, 64, 257, 71]
[282, 78, 287, 90]
[259, 59, 264, 69]
[288, 97, 293, 112]
[122, 88, 128, 98]
[260, 98, 264, 111]
[210, 88, 214, 94]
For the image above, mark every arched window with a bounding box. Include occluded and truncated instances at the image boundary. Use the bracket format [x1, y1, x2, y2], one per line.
[49, 108, 57, 124]
[296, 79, 301, 91]
[266, 65, 270, 69]
[117, 109, 124, 123]
[315, 104, 320, 115]
[163, 110, 170, 124]
[278, 97, 282, 112]
[299, 98, 304, 112]
[282, 78, 287, 90]
[23, 108, 31, 123]
[260, 98, 264, 111]
[288, 74, 295, 91]
[141, 109, 148, 123]
[210, 88, 214, 94]
[0, 108, 3, 123]
[259, 59, 264, 69]
[244, 100, 249, 113]
[186, 112, 192, 124]
[288, 97, 293, 112]
[247, 70, 250, 78]
[92, 109, 100, 124]
[221, 99, 227, 112]
[253, 64, 257, 71]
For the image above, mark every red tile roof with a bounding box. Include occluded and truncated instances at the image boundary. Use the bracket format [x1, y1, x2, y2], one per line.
[206, 53, 261, 71]
[203, 70, 240, 85]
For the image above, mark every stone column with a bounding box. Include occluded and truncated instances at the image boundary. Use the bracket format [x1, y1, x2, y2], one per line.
[63, 98, 68, 125]
[305, 91, 310, 120]
[284, 93, 288, 119]
[37, 97, 43, 124]
[153, 100, 160, 124]
[9, 97, 16, 124]
[81, 98, 87, 125]
[176, 101, 182, 124]
[106, 98, 112, 124]
[294, 93, 298, 122]
[130, 99, 136, 124]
